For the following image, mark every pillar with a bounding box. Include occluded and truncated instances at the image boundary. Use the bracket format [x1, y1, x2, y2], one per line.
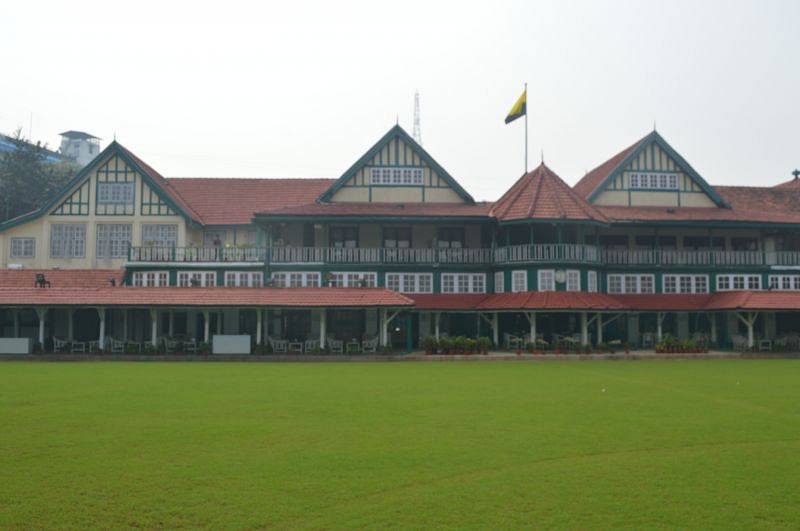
[580, 312, 588, 346]
[710, 312, 717, 345]
[526, 311, 537, 343]
[657, 312, 664, 341]
[149, 308, 158, 347]
[65, 309, 73, 341]
[122, 309, 129, 341]
[217, 311, 223, 334]
[168, 311, 175, 337]
[492, 312, 499, 346]
[13, 310, 20, 338]
[627, 313, 639, 346]
[264, 309, 269, 342]
[319, 309, 326, 349]
[677, 312, 689, 340]
[380, 309, 388, 347]
[203, 310, 211, 342]
[434, 312, 440, 340]
[98, 307, 106, 350]
[406, 312, 413, 353]
[35, 307, 46, 346]
[256, 308, 263, 345]
[596, 313, 603, 344]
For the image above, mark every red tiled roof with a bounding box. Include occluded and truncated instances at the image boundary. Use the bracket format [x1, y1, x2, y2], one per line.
[490, 163, 608, 223]
[774, 178, 800, 189]
[704, 291, 800, 311]
[409, 294, 490, 310]
[257, 201, 493, 218]
[167, 178, 336, 225]
[477, 292, 625, 310]
[0, 287, 413, 308]
[0, 269, 123, 289]
[611, 294, 713, 311]
[597, 186, 800, 224]
[573, 135, 647, 199]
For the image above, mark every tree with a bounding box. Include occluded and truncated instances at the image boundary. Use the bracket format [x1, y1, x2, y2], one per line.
[0, 129, 81, 222]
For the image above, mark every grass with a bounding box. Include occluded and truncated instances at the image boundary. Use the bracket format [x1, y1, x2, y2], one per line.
[1, 360, 800, 529]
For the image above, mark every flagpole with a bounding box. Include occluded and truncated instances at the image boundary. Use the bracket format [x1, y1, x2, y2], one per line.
[524, 82, 528, 173]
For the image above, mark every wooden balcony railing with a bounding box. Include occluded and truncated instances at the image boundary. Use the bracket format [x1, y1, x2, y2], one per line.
[127, 245, 800, 268]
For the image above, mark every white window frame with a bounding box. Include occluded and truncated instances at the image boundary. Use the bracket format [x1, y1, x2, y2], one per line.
[370, 166, 424, 186]
[566, 270, 580, 292]
[225, 271, 263, 287]
[629, 171, 679, 190]
[96, 224, 132, 259]
[538, 270, 555, 292]
[587, 271, 598, 293]
[270, 271, 320, 288]
[716, 274, 761, 292]
[441, 273, 486, 293]
[385, 272, 433, 293]
[142, 224, 178, 247]
[97, 182, 135, 205]
[663, 274, 709, 294]
[769, 275, 800, 291]
[607, 274, 655, 294]
[494, 271, 505, 293]
[328, 272, 376, 288]
[50, 224, 86, 259]
[10, 237, 35, 259]
[511, 270, 527, 292]
[133, 271, 169, 287]
[178, 271, 216, 287]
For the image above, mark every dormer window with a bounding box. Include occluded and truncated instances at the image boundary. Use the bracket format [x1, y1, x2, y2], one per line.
[629, 172, 678, 190]
[98, 182, 134, 205]
[370, 167, 423, 186]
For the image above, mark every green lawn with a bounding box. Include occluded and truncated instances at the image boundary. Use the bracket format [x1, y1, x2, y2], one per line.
[2, 360, 800, 529]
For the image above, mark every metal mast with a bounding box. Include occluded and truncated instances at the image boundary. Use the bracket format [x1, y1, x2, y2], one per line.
[412, 90, 422, 145]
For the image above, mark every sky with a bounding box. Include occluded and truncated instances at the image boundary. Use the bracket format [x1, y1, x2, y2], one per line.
[1, 0, 798, 201]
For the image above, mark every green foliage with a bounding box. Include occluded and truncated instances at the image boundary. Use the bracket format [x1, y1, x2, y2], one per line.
[423, 336, 438, 352]
[0, 361, 799, 528]
[438, 337, 453, 351]
[476, 337, 492, 351]
[0, 129, 81, 222]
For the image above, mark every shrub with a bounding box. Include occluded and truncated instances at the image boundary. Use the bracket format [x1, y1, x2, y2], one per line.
[476, 337, 492, 353]
[438, 337, 453, 353]
[423, 336, 439, 353]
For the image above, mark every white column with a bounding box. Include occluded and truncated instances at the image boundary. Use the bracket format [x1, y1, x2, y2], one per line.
[380, 309, 388, 347]
[320, 309, 326, 349]
[492, 312, 499, 346]
[256, 308, 263, 345]
[98, 307, 106, 350]
[13, 310, 20, 338]
[36, 307, 46, 346]
[657, 312, 664, 341]
[122, 309, 129, 341]
[150, 308, 158, 347]
[434, 312, 440, 340]
[580, 312, 588, 346]
[67, 309, 74, 341]
[710, 312, 717, 345]
[596, 313, 603, 344]
[203, 310, 211, 342]
[168, 311, 175, 337]
[264, 309, 269, 342]
[526, 311, 537, 343]
[747, 312, 755, 348]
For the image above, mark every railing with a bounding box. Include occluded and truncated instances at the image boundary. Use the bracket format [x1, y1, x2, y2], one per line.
[128, 245, 800, 267]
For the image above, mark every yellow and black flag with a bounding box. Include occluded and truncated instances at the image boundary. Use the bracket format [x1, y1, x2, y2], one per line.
[504, 89, 527, 124]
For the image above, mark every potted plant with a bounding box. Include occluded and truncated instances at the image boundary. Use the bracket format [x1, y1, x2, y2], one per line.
[477, 336, 491, 355]
[452, 336, 466, 354]
[438, 337, 453, 355]
[466, 338, 478, 354]
[423, 336, 439, 355]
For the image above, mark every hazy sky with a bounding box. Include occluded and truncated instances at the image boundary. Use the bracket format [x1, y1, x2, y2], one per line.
[2, 0, 798, 201]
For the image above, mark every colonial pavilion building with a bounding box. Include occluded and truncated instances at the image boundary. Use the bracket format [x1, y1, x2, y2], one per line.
[1, 124, 799, 353]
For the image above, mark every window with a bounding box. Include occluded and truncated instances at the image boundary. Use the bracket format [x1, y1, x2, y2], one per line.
[441, 273, 485, 293]
[663, 274, 709, 293]
[178, 271, 216, 287]
[10, 238, 35, 259]
[512, 270, 527, 292]
[629, 172, 679, 190]
[203, 231, 225, 248]
[330, 226, 358, 248]
[142, 224, 178, 247]
[566, 270, 580, 292]
[494, 271, 505, 293]
[225, 271, 263, 287]
[97, 182, 134, 205]
[437, 227, 465, 248]
[383, 227, 411, 248]
[50, 224, 86, 259]
[769, 275, 800, 291]
[328, 272, 376, 288]
[96, 224, 132, 259]
[370, 166, 423, 185]
[270, 271, 319, 288]
[538, 270, 555, 292]
[133, 271, 169, 287]
[385, 273, 433, 293]
[587, 271, 598, 293]
[717, 274, 761, 291]
[607, 274, 655, 294]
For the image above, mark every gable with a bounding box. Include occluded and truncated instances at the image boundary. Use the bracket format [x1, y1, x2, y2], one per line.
[319, 125, 474, 204]
[583, 132, 729, 209]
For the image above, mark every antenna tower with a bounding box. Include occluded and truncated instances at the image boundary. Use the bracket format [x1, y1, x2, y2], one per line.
[413, 90, 422, 145]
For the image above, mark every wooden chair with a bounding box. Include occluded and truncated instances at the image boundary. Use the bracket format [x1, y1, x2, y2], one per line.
[71, 340, 87, 353]
[268, 337, 288, 353]
[327, 337, 343, 354]
[184, 339, 198, 353]
[304, 339, 320, 353]
[362, 337, 379, 354]
[53, 337, 69, 353]
[165, 338, 181, 354]
[109, 338, 125, 353]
